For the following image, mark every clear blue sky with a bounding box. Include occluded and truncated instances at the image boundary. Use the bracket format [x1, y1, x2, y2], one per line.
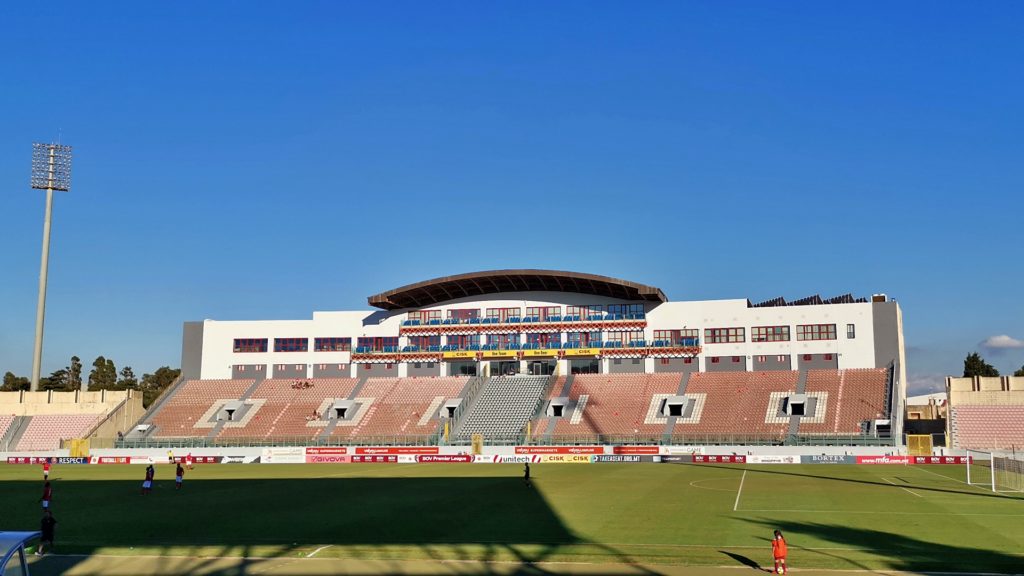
[2, 2, 1022, 392]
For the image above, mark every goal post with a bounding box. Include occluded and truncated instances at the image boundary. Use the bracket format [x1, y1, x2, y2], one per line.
[966, 449, 1024, 492]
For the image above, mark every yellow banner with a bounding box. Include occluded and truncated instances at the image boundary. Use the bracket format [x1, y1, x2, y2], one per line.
[564, 348, 599, 357]
[523, 349, 557, 357]
[482, 350, 516, 359]
[539, 454, 592, 463]
[442, 351, 476, 359]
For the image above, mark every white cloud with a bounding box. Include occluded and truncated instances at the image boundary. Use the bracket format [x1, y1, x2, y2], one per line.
[907, 373, 945, 396]
[980, 335, 1024, 350]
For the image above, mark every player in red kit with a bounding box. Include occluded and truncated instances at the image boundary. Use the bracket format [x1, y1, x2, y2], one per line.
[175, 463, 185, 490]
[40, 481, 53, 510]
[42, 458, 52, 480]
[142, 464, 155, 495]
[772, 530, 788, 574]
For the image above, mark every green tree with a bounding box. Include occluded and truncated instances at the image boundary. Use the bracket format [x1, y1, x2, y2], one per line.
[963, 352, 999, 377]
[1, 372, 30, 391]
[1014, 365, 1024, 377]
[117, 366, 138, 389]
[40, 368, 69, 391]
[68, 355, 83, 390]
[88, 356, 118, 390]
[140, 366, 181, 407]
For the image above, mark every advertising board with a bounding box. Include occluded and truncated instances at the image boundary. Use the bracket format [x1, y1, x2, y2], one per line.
[514, 446, 604, 455]
[417, 455, 473, 463]
[539, 454, 591, 463]
[913, 456, 970, 465]
[612, 446, 660, 455]
[7, 456, 88, 464]
[475, 455, 541, 464]
[692, 455, 746, 464]
[351, 455, 398, 463]
[856, 455, 910, 465]
[801, 455, 856, 464]
[747, 455, 799, 464]
[590, 455, 642, 463]
[260, 447, 305, 464]
[354, 447, 439, 455]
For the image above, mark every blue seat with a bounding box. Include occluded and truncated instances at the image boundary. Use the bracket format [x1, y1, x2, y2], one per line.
[506, 317, 521, 323]
[547, 315, 561, 322]
[467, 344, 481, 351]
[469, 318, 481, 324]
[428, 345, 441, 352]
[508, 343, 521, 350]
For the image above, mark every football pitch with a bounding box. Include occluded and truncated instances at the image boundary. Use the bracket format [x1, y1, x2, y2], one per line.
[2, 462, 1023, 575]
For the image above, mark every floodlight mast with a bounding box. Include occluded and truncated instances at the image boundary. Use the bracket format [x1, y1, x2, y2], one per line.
[29, 143, 72, 392]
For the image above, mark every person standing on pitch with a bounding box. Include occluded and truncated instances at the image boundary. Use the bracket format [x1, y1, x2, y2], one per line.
[36, 510, 57, 556]
[175, 462, 185, 490]
[42, 458, 52, 481]
[40, 481, 53, 510]
[772, 530, 788, 574]
[142, 464, 155, 495]
[523, 462, 531, 487]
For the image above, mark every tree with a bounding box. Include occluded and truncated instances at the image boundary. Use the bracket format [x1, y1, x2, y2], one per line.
[963, 352, 999, 377]
[117, 366, 138, 389]
[1, 372, 30, 392]
[140, 366, 181, 407]
[1015, 365, 1024, 377]
[40, 368, 69, 391]
[68, 356, 83, 390]
[88, 356, 118, 390]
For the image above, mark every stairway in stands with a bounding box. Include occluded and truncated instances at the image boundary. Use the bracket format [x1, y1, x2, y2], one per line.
[453, 375, 552, 443]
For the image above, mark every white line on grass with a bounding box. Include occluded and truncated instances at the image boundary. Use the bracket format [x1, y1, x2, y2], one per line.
[881, 476, 922, 497]
[912, 465, 993, 492]
[306, 545, 332, 558]
[738, 508, 1024, 516]
[733, 469, 747, 511]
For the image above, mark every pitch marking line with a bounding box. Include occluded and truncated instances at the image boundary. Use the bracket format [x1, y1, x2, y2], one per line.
[306, 545, 332, 558]
[881, 476, 922, 497]
[733, 469, 747, 511]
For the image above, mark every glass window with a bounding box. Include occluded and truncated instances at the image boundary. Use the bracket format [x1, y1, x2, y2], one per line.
[847, 324, 856, 339]
[233, 338, 268, 353]
[796, 324, 837, 341]
[314, 337, 351, 352]
[704, 328, 745, 344]
[751, 326, 790, 342]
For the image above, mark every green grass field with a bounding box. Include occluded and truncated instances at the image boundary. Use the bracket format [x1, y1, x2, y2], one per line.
[2, 462, 1023, 575]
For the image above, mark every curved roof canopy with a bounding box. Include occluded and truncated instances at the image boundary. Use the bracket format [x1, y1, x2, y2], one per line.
[368, 269, 668, 310]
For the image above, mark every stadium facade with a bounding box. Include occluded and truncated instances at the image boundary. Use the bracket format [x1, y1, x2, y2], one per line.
[182, 269, 905, 382]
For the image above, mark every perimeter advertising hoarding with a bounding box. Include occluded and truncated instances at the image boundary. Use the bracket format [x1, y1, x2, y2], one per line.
[856, 455, 910, 465]
[746, 455, 799, 464]
[305, 447, 350, 463]
[590, 455, 644, 463]
[612, 446, 660, 455]
[7, 457, 88, 464]
[539, 454, 592, 463]
[474, 455, 541, 464]
[416, 455, 473, 463]
[351, 455, 398, 463]
[261, 447, 305, 464]
[354, 447, 439, 455]
[801, 455, 856, 464]
[913, 456, 970, 465]
[515, 446, 604, 455]
[692, 455, 746, 464]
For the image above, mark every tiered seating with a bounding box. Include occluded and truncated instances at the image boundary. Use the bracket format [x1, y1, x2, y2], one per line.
[218, 378, 358, 439]
[455, 376, 550, 442]
[799, 369, 888, 434]
[548, 373, 681, 437]
[15, 414, 105, 451]
[529, 376, 567, 437]
[681, 371, 798, 437]
[338, 376, 467, 439]
[0, 415, 15, 440]
[150, 379, 254, 437]
[952, 406, 1024, 450]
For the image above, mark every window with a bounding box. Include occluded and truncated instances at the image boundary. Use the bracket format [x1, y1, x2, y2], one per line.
[732, 356, 741, 363]
[446, 334, 481, 348]
[796, 324, 837, 341]
[683, 357, 693, 364]
[566, 331, 601, 346]
[274, 338, 308, 352]
[606, 330, 644, 346]
[408, 335, 440, 348]
[314, 337, 351, 352]
[447, 308, 480, 322]
[777, 355, 786, 362]
[711, 357, 721, 364]
[660, 358, 671, 365]
[233, 338, 268, 353]
[525, 333, 559, 347]
[485, 307, 520, 322]
[356, 337, 399, 351]
[704, 328, 745, 344]
[566, 305, 603, 319]
[525, 306, 561, 321]
[607, 304, 643, 316]
[653, 329, 700, 346]
[757, 355, 766, 363]
[486, 333, 518, 347]
[407, 309, 441, 323]
[847, 324, 856, 339]
[751, 326, 790, 342]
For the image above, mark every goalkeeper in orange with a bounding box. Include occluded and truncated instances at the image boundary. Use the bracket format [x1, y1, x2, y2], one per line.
[771, 530, 788, 574]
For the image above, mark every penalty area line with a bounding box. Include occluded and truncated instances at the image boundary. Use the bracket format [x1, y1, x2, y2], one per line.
[306, 545, 332, 558]
[733, 469, 747, 511]
[881, 476, 922, 498]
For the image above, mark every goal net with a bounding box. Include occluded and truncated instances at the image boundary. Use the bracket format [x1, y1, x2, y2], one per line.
[966, 449, 1024, 492]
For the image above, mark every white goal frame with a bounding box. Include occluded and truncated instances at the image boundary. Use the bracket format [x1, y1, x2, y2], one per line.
[966, 449, 1024, 492]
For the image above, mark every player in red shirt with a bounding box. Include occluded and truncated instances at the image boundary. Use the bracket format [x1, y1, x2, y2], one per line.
[175, 463, 185, 490]
[185, 452, 194, 470]
[772, 530, 788, 574]
[42, 458, 52, 480]
[40, 481, 53, 510]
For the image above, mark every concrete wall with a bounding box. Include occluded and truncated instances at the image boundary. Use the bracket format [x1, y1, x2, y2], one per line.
[706, 356, 747, 372]
[272, 364, 309, 379]
[356, 363, 398, 378]
[84, 393, 146, 440]
[232, 364, 267, 379]
[181, 321, 205, 381]
[407, 361, 442, 377]
[947, 376, 1024, 407]
[312, 363, 350, 378]
[797, 353, 839, 370]
[652, 358, 699, 373]
[608, 358, 645, 374]
[753, 354, 792, 371]
[0, 390, 131, 416]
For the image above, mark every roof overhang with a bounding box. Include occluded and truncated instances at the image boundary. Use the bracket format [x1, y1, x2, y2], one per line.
[368, 270, 667, 310]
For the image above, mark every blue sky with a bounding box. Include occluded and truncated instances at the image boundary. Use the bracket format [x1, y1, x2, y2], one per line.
[1, 2, 1022, 391]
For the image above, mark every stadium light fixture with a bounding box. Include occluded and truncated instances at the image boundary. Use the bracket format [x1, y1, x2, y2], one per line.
[29, 142, 73, 391]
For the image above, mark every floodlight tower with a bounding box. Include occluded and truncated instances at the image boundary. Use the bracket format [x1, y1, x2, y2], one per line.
[29, 143, 73, 391]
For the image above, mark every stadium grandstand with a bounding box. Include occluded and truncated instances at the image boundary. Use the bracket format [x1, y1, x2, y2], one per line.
[110, 269, 907, 447]
[0, 389, 143, 451]
[946, 375, 1024, 452]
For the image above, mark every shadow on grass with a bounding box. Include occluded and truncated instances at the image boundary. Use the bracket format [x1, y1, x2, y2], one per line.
[719, 550, 763, 571]
[5, 476, 662, 576]
[689, 463, 1024, 501]
[742, 518, 1024, 574]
